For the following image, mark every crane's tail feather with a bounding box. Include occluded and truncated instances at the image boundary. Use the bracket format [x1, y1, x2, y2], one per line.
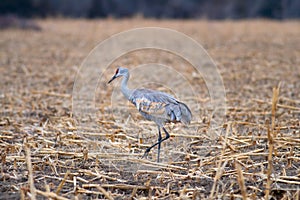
[179, 102, 192, 125]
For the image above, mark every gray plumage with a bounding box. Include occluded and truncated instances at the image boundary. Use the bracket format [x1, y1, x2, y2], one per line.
[130, 89, 191, 126]
[108, 67, 192, 162]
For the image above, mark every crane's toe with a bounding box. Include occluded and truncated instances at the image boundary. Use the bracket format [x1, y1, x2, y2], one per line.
[141, 147, 151, 159]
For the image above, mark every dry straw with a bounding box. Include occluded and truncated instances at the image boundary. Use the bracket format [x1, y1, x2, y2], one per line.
[0, 19, 299, 199]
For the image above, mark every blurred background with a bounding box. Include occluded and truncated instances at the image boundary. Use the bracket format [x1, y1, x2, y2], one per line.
[1, 0, 299, 19]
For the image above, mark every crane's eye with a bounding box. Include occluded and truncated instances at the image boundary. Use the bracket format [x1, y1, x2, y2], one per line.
[115, 68, 119, 74]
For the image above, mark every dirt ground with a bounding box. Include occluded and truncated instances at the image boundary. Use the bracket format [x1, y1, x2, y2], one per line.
[0, 19, 299, 199]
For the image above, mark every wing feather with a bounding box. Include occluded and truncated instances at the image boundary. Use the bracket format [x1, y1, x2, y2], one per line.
[129, 89, 185, 122]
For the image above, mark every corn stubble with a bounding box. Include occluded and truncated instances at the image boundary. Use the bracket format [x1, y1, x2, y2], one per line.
[0, 19, 299, 199]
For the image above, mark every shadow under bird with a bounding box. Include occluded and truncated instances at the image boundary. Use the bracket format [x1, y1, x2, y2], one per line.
[108, 67, 192, 162]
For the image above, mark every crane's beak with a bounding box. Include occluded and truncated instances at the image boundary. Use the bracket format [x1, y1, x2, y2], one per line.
[108, 74, 117, 84]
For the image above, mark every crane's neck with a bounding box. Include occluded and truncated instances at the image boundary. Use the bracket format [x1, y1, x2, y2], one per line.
[121, 73, 133, 100]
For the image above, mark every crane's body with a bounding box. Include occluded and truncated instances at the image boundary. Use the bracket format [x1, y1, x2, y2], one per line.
[130, 89, 191, 126]
[108, 67, 192, 162]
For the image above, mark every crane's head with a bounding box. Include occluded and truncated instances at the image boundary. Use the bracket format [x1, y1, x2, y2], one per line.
[108, 67, 129, 84]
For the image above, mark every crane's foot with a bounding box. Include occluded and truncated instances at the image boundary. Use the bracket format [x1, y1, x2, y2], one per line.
[142, 147, 161, 162]
[141, 147, 151, 159]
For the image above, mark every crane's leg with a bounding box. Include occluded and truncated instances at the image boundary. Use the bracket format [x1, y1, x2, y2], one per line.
[157, 127, 162, 162]
[142, 126, 170, 162]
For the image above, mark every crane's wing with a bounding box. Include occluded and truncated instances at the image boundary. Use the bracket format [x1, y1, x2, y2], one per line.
[129, 89, 190, 123]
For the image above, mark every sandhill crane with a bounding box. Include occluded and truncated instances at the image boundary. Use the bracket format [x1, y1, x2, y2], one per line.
[108, 67, 192, 162]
